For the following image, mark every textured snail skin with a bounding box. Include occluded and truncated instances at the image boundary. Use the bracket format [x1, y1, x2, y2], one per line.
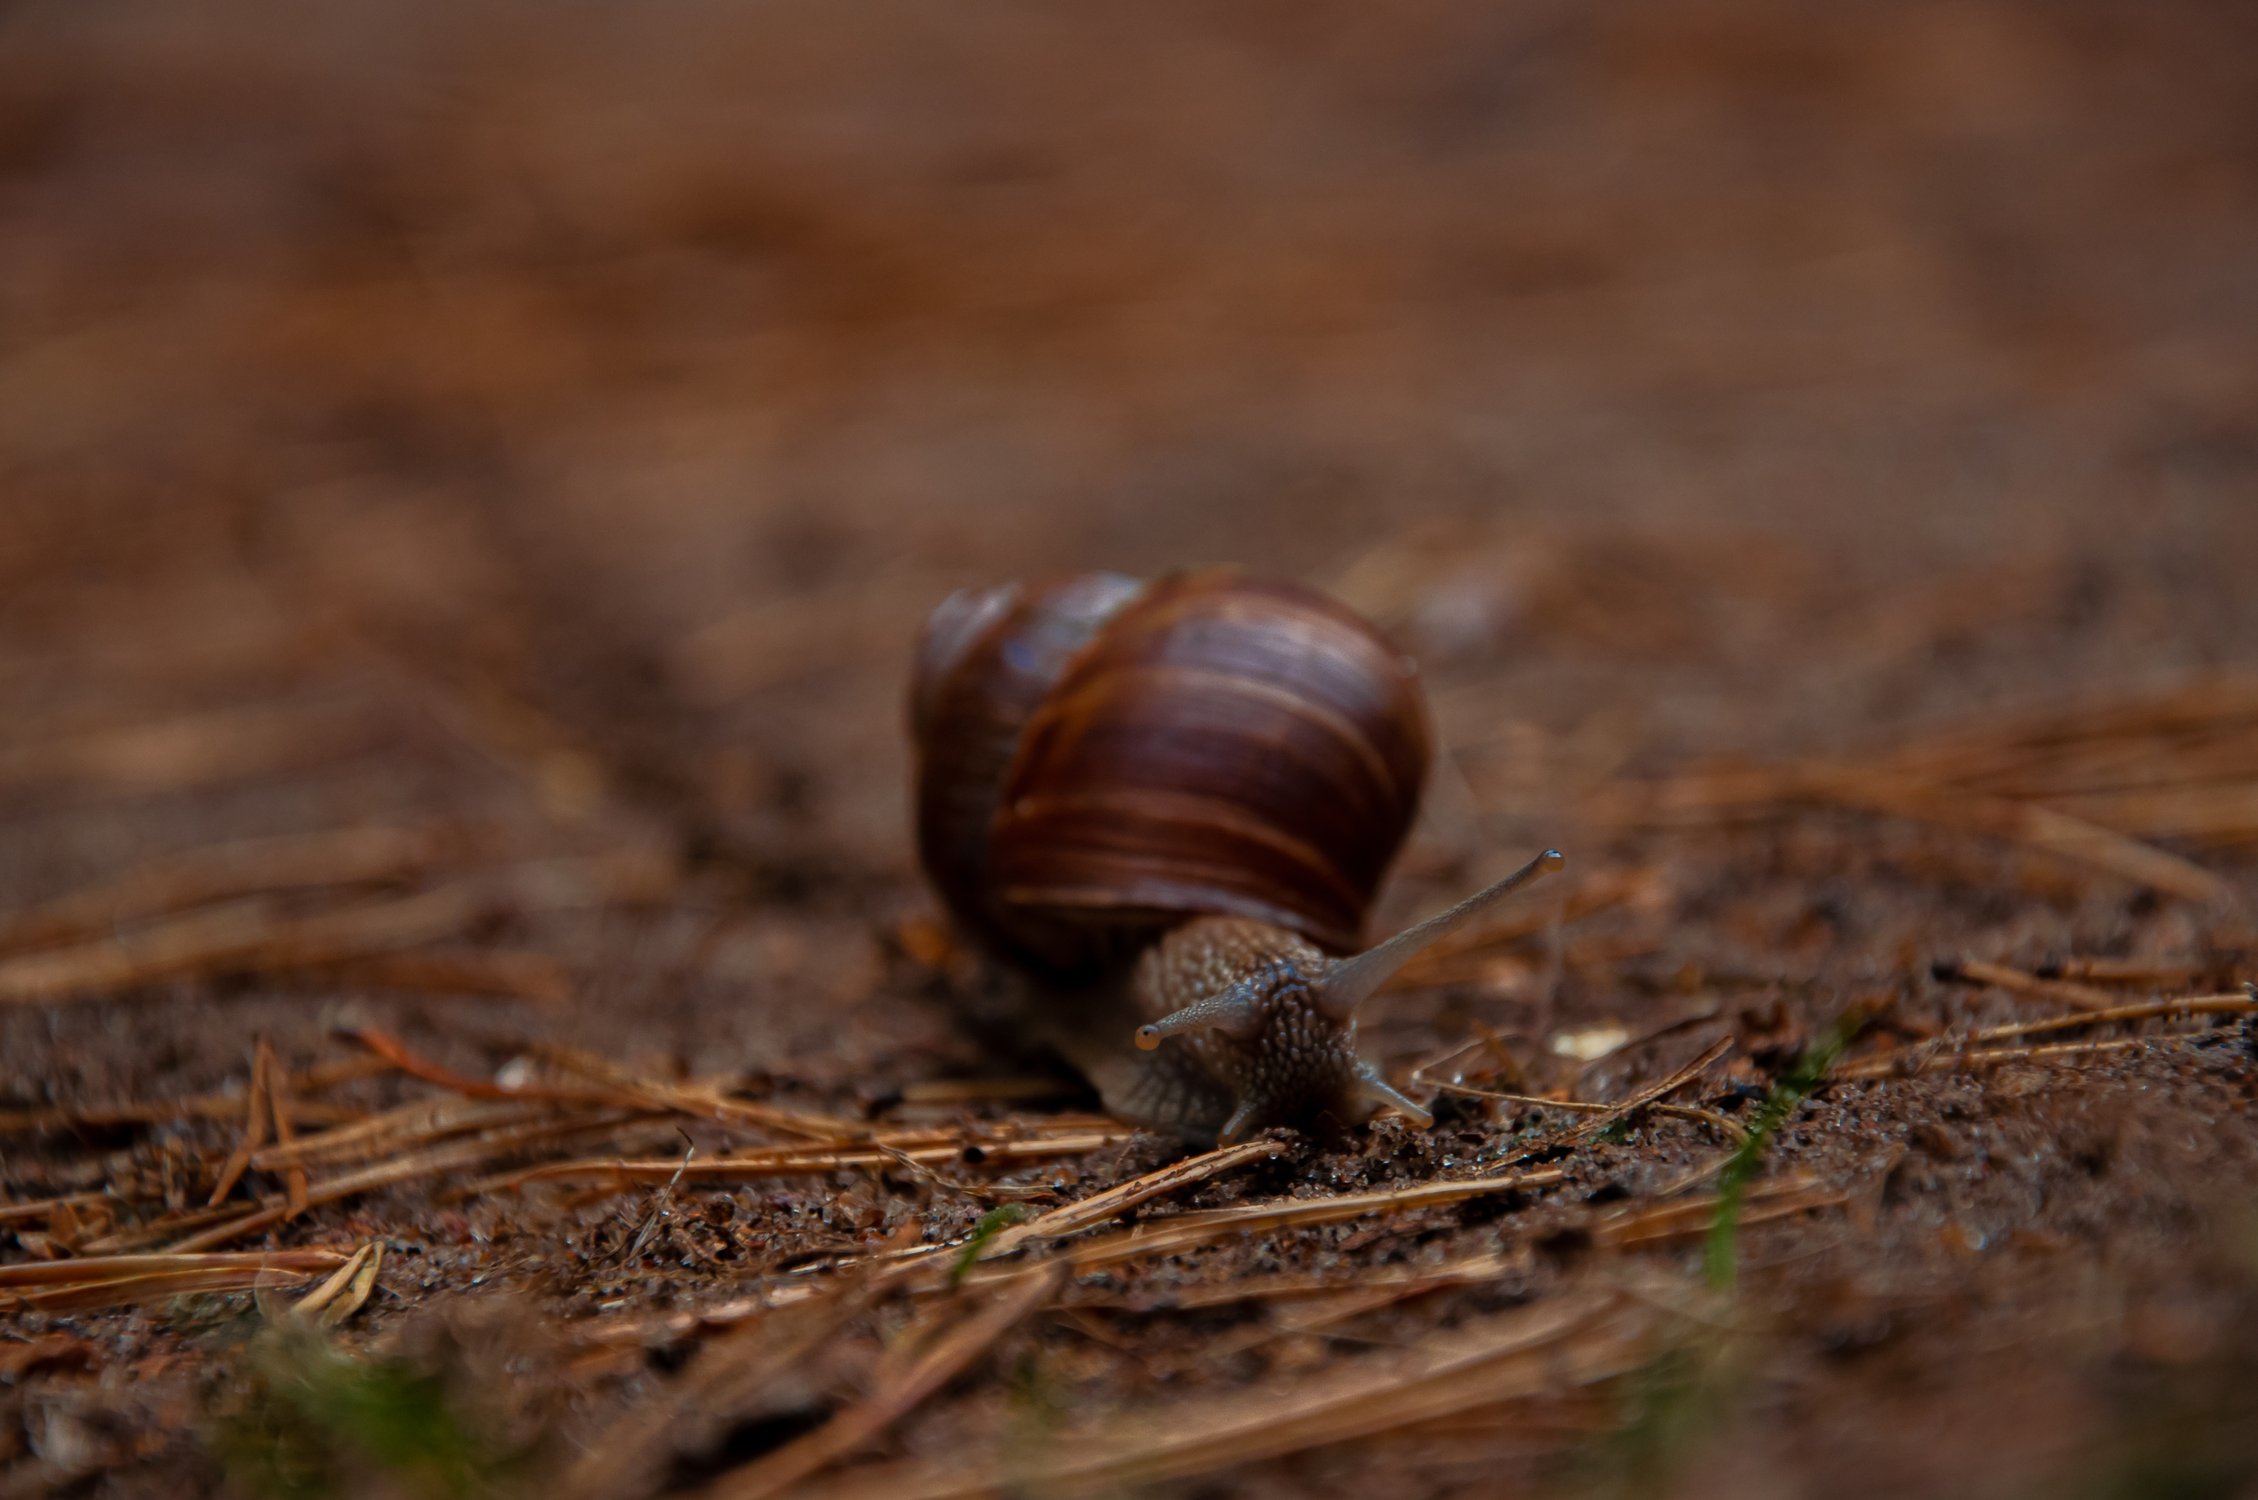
[910, 569, 1441, 1143]
[1021, 914, 1443, 1145]
[1128, 918, 1389, 1142]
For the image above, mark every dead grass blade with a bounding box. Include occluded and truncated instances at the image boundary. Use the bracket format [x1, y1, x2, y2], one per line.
[356, 1032, 898, 1147]
[0, 1191, 117, 1227]
[560, 1277, 886, 1500]
[78, 1203, 269, 1256]
[469, 1131, 1130, 1195]
[1800, 770, 2229, 904]
[795, 1284, 1664, 1500]
[1069, 1247, 1530, 1314]
[1599, 757, 2231, 903]
[3, 1246, 355, 1314]
[964, 1166, 1571, 1282]
[1434, 1038, 1736, 1146]
[290, 1242, 374, 1323]
[1951, 992, 2256, 1047]
[207, 1042, 275, 1207]
[0, 851, 671, 1005]
[292, 1242, 384, 1328]
[0, 824, 468, 958]
[0, 1249, 352, 1288]
[1835, 992, 2255, 1078]
[1595, 1178, 1843, 1248]
[702, 1266, 1065, 1500]
[0, 887, 486, 1006]
[1874, 674, 2258, 780]
[265, 1044, 311, 1216]
[342, 1027, 618, 1106]
[1935, 958, 2118, 1012]
[973, 1139, 1282, 1262]
[1438, 1087, 1744, 1143]
[8, 1266, 322, 1313]
[1832, 1029, 2226, 1082]
[533, 1042, 870, 1143]
[0, 1055, 388, 1136]
[251, 1095, 560, 1172]
[2041, 957, 2223, 986]
[168, 1110, 643, 1251]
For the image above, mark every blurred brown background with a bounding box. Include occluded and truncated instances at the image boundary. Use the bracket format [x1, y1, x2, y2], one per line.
[6, 3, 2254, 854]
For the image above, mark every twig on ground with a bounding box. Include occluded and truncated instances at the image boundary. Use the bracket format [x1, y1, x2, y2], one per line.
[0, 1191, 117, 1227]
[1066, 1247, 1531, 1313]
[1832, 1029, 2228, 1082]
[790, 1286, 1663, 1500]
[1594, 752, 2233, 903]
[264, 1043, 311, 1216]
[1432, 1038, 1740, 1144]
[207, 1042, 275, 1207]
[167, 1111, 644, 1251]
[0, 1249, 354, 1287]
[2038, 957, 2223, 986]
[559, 1278, 886, 1500]
[962, 1166, 1573, 1284]
[343, 1027, 617, 1107]
[701, 1266, 1065, 1500]
[252, 1096, 560, 1172]
[0, 824, 473, 958]
[0, 851, 670, 1005]
[1933, 958, 2118, 1012]
[616, 1135, 698, 1267]
[970, 1138, 1284, 1263]
[533, 1041, 872, 1143]
[292, 1241, 384, 1327]
[467, 1131, 1131, 1196]
[0, 1055, 389, 1136]
[1857, 993, 2258, 1071]
[1, 1248, 355, 1315]
[1597, 1179, 1842, 1248]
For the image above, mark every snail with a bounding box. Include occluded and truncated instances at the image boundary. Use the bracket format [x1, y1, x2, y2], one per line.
[910, 567, 1562, 1145]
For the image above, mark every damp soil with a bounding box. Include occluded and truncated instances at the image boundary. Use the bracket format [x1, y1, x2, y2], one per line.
[2, 3, 2257, 1497]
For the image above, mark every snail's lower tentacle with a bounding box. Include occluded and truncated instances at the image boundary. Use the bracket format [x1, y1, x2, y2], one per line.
[1217, 1098, 1264, 1145]
[1355, 1061, 1433, 1128]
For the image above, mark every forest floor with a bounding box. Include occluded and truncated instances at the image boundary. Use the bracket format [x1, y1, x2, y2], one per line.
[3, 3, 2257, 1497]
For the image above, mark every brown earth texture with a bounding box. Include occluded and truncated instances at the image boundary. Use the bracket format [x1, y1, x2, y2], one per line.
[3, 2, 2258, 1496]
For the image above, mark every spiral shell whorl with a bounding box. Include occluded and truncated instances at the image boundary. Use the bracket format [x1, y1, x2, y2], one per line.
[910, 572, 1146, 967]
[911, 569, 1431, 975]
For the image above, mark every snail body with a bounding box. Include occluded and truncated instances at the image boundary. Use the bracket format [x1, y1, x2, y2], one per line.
[911, 568, 1560, 1144]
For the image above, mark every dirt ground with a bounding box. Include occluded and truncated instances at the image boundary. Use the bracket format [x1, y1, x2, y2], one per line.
[3, 2, 2257, 1496]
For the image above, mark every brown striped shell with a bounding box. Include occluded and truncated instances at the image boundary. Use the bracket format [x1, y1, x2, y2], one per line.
[909, 569, 1432, 977]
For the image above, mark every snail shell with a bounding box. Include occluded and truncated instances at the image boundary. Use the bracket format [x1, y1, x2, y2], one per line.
[912, 568, 1431, 971]
[910, 567, 1558, 1142]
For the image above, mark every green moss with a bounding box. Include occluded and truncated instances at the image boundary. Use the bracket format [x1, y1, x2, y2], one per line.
[1705, 1008, 1868, 1294]
[950, 1202, 1033, 1286]
[210, 1327, 514, 1500]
